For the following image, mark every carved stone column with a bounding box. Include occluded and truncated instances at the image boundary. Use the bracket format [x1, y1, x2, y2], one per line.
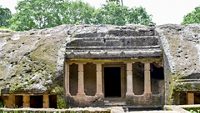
[23, 94, 30, 108]
[95, 63, 103, 97]
[77, 63, 85, 96]
[65, 62, 70, 96]
[43, 94, 49, 108]
[144, 63, 152, 95]
[126, 63, 134, 97]
[6, 94, 15, 108]
[187, 92, 194, 104]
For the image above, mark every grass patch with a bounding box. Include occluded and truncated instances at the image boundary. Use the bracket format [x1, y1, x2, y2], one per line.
[185, 108, 200, 113]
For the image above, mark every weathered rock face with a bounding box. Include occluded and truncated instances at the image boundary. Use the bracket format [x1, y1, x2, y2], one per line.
[0, 25, 69, 93]
[0, 24, 160, 94]
[157, 24, 200, 77]
[156, 24, 200, 104]
[0, 24, 200, 106]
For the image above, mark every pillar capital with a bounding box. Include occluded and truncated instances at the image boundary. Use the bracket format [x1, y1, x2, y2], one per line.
[126, 62, 133, 71]
[96, 63, 103, 72]
[144, 63, 150, 71]
[78, 63, 84, 72]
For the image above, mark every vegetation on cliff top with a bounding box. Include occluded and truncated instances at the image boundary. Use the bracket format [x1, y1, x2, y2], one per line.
[1, 0, 153, 31]
[183, 6, 200, 24]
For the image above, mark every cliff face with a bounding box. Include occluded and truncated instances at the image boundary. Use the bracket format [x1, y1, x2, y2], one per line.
[0, 24, 200, 96]
[157, 24, 200, 104]
[157, 24, 200, 77]
[0, 25, 69, 93]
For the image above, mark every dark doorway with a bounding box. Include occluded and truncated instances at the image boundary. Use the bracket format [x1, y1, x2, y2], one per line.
[194, 93, 200, 104]
[15, 96, 23, 108]
[30, 96, 43, 108]
[104, 67, 121, 97]
[49, 95, 57, 108]
[150, 64, 164, 80]
[0, 97, 4, 107]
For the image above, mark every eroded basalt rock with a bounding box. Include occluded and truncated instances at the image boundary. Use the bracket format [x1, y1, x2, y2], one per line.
[0, 25, 70, 93]
[0, 24, 200, 101]
[156, 24, 200, 104]
[0, 24, 159, 93]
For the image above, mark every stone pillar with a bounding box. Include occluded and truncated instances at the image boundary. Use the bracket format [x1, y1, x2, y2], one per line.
[77, 63, 85, 96]
[187, 92, 194, 105]
[126, 63, 134, 97]
[43, 94, 49, 108]
[65, 62, 70, 96]
[144, 63, 152, 95]
[95, 63, 103, 97]
[23, 94, 30, 108]
[5, 94, 15, 108]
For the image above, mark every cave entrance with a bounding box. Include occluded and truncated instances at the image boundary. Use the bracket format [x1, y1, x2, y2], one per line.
[30, 95, 43, 108]
[49, 95, 57, 108]
[15, 95, 23, 108]
[104, 67, 121, 97]
[150, 63, 164, 95]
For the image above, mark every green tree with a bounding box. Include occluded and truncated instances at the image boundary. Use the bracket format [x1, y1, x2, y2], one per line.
[10, 0, 153, 31]
[0, 6, 12, 27]
[66, 1, 95, 24]
[10, 0, 95, 31]
[182, 6, 200, 24]
[107, 0, 123, 6]
[127, 7, 152, 25]
[94, 2, 152, 25]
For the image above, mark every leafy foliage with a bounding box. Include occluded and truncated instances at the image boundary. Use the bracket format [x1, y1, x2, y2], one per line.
[127, 7, 152, 25]
[94, 2, 152, 25]
[94, 2, 128, 25]
[182, 7, 200, 24]
[10, 0, 153, 31]
[107, 0, 123, 6]
[10, 0, 95, 31]
[0, 6, 12, 27]
[186, 108, 200, 113]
